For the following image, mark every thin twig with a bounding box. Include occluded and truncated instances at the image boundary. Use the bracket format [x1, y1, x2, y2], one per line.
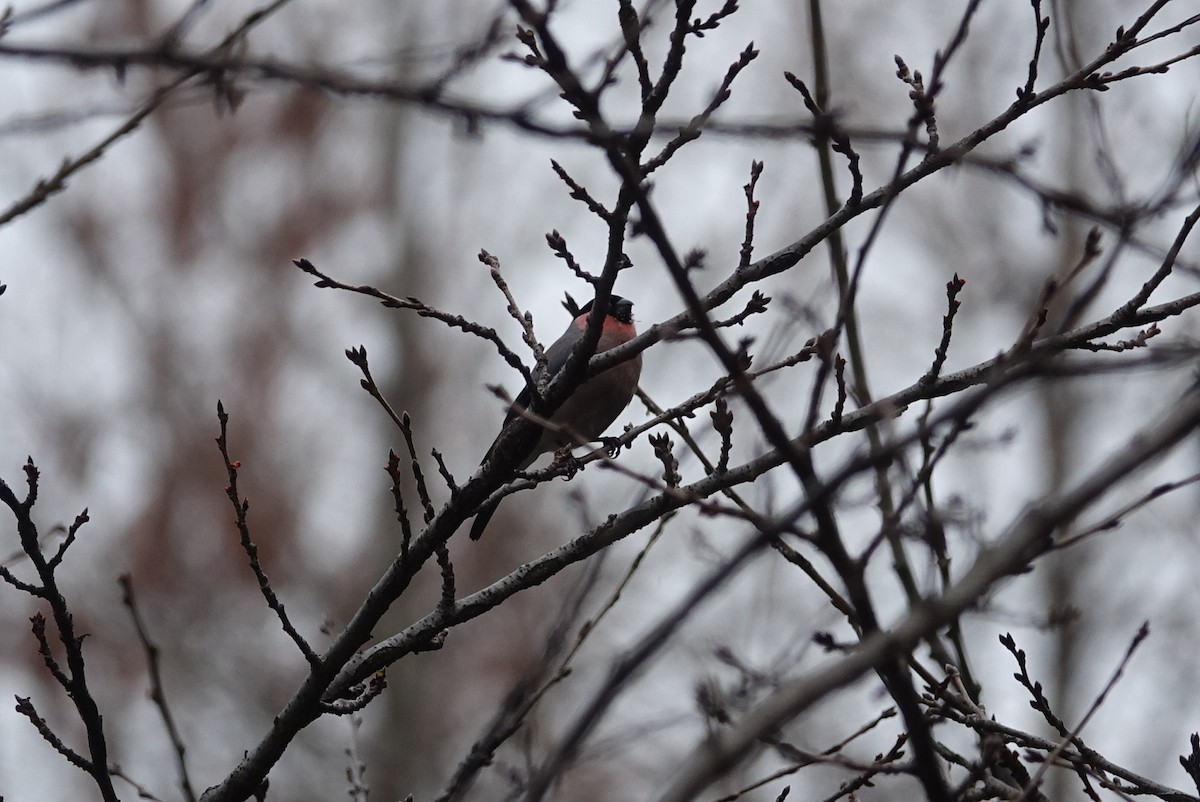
[215, 401, 320, 668]
[119, 575, 198, 802]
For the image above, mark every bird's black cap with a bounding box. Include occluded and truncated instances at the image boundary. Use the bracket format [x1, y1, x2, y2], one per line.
[578, 294, 634, 324]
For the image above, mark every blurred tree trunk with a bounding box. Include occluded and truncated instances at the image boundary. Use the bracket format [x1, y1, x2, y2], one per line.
[1041, 3, 1093, 799]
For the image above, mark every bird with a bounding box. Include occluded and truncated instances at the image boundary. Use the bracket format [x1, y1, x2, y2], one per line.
[469, 294, 642, 540]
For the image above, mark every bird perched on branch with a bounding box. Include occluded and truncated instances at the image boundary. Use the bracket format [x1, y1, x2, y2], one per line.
[469, 294, 642, 540]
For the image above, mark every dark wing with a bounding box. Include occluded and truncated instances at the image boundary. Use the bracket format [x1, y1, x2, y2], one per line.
[473, 322, 581, 540]
[504, 322, 579, 423]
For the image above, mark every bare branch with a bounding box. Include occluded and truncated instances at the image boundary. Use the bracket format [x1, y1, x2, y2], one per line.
[215, 401, 320, 668]
[120, 576, 198, 802]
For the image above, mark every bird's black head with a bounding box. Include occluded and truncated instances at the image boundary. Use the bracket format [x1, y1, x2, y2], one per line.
[578, 294, 634, 324]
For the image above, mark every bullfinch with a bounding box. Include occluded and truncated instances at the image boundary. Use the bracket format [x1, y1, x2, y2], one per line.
[469, 294, 642, 540]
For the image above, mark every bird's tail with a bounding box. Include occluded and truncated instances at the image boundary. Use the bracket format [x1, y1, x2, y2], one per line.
[469, 427, 540, 540]
[469, 496, 501, 540]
